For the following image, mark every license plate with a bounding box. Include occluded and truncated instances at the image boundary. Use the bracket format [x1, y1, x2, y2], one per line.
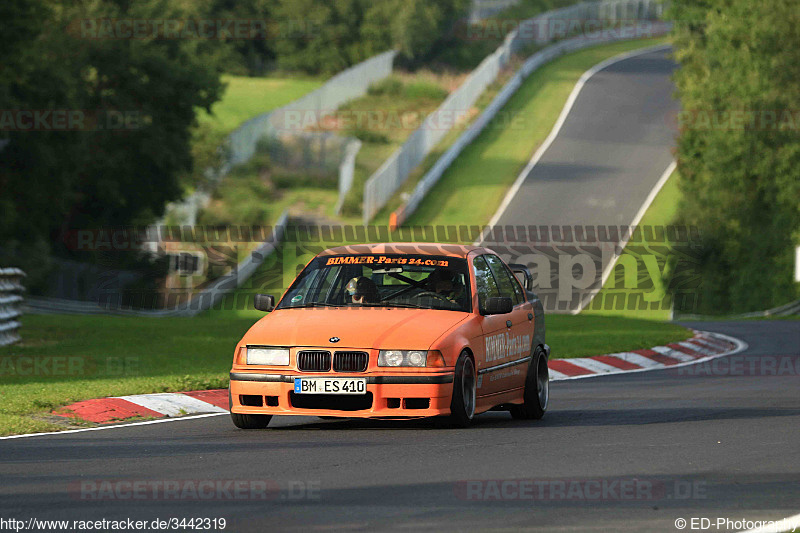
[293, 377, 367, 395]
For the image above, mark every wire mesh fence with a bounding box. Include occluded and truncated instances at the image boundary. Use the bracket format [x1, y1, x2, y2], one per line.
[165, 51, 397, 227]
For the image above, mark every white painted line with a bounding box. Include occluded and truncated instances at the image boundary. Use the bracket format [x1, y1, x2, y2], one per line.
[0, 330, 749, 439]
[564, 357, 622, 374]
[688, 336, 727, 352]
[115, 393, 227, 417]
[575, 160, 676, 314]
[548, 331, 749, 381]
[613, 351, 666, 369]
[736, 511, 800, 533]
[0, 413, 227, 440]
[651, 345, 696, 362]
[477, 43, 673, 246]
[696, 333, 731, 348]
[548, 369, 569, 380]
[679, 340, 715, 356]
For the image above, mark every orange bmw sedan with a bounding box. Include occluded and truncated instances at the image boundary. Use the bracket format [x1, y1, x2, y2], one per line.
[229, 243, 549, 428]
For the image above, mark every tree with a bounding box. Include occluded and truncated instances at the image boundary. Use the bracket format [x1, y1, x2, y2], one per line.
[270, 0, 470, 73]
[0, 0, 224, 291]
[670, 0, 800, 312]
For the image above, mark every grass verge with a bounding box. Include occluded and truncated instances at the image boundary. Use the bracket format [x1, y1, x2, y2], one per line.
[583, 169, 681, 320]
[0, 313, 689, 436]
[185, 74, 322, 193]
[198, 74, 322, 135]
[0, 314, 252, 436]
[317, 72, 455, 219]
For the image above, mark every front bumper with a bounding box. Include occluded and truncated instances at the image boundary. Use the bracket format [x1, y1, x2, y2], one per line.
[229, 371, 455, 418]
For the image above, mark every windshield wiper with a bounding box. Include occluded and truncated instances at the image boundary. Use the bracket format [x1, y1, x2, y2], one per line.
[372, 302, 429, 309]
[285, 302, 340, 308]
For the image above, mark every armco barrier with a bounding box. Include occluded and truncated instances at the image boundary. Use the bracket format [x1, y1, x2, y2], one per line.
[0, 268, 25, 346]
[25, 210, 289, 317]
[675, 298, 800, 320]
[363, 0, 665, 224]
[390, 20, 672, 228]
[470, 0, 522, 23]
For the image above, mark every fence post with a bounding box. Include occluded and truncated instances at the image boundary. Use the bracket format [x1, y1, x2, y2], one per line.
[336, 139, 362, 214]
[0, 268, 25, 346]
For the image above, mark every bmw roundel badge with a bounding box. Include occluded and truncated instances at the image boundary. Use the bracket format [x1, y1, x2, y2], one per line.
[329, 337, 340, 343]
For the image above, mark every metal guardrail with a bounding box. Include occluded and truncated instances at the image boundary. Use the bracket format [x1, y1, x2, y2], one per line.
[675, 299, 800, 321]
[470, 0, 523, 23]
[25, 210, 289, 317]
[0, 268, 25, 346]
[363, 0, 665, 224]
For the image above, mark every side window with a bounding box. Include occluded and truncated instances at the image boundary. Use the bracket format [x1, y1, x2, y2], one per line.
[472, 255, 500, 312]
[484, 255, 524, 305]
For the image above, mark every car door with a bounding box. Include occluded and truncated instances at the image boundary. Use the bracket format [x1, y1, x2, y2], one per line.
[473, 254, 531, 396]
[484, 254, 535, 392]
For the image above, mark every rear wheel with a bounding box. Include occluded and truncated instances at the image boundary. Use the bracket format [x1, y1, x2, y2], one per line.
[229, 388, 272, 429]
[446, 351, 476, 428]
[510, 346, 548, 420]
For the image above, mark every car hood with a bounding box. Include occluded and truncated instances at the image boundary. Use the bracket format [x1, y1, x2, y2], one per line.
[241, 307, 469, 350]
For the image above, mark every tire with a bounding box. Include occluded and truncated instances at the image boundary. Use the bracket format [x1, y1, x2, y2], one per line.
[446, 351, 477, 428]
[510, 346, 549, 420]
[229, 388, 272, 429]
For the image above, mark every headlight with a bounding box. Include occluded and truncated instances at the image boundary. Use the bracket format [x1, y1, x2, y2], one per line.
[379, 350, 406, 367]
[246, 346, 290, 366]
[378, 350, 438, 367]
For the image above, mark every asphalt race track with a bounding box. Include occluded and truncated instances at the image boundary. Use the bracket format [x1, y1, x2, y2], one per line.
[490, 45, 678, 231]
[483, 46, 682, 313]
[1, 321, 798, 532]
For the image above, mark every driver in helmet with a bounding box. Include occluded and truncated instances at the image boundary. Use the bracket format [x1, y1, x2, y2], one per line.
[424, 268, 463, 302]
[346, 276, 380, 304]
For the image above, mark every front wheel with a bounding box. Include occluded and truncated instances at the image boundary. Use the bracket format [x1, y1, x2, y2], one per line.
[446, 352, 476, 428]
[229, 388, 272, 429]
[230, 412, 272, 429]
[510, 346, 548, 420]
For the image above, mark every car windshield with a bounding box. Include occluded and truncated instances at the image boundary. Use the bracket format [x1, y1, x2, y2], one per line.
[277, 254, 471, 312]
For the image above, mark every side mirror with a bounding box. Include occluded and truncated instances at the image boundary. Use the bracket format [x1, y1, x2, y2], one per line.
[254, 294, 275, 312]
[483, 296, 513, 315]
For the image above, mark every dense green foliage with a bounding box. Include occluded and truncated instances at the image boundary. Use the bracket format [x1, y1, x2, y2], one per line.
[0, 0, 225, 289]
[670, 0, 800, 313]
[0, 0, 477, 291]
[271, 0, 470, 73]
